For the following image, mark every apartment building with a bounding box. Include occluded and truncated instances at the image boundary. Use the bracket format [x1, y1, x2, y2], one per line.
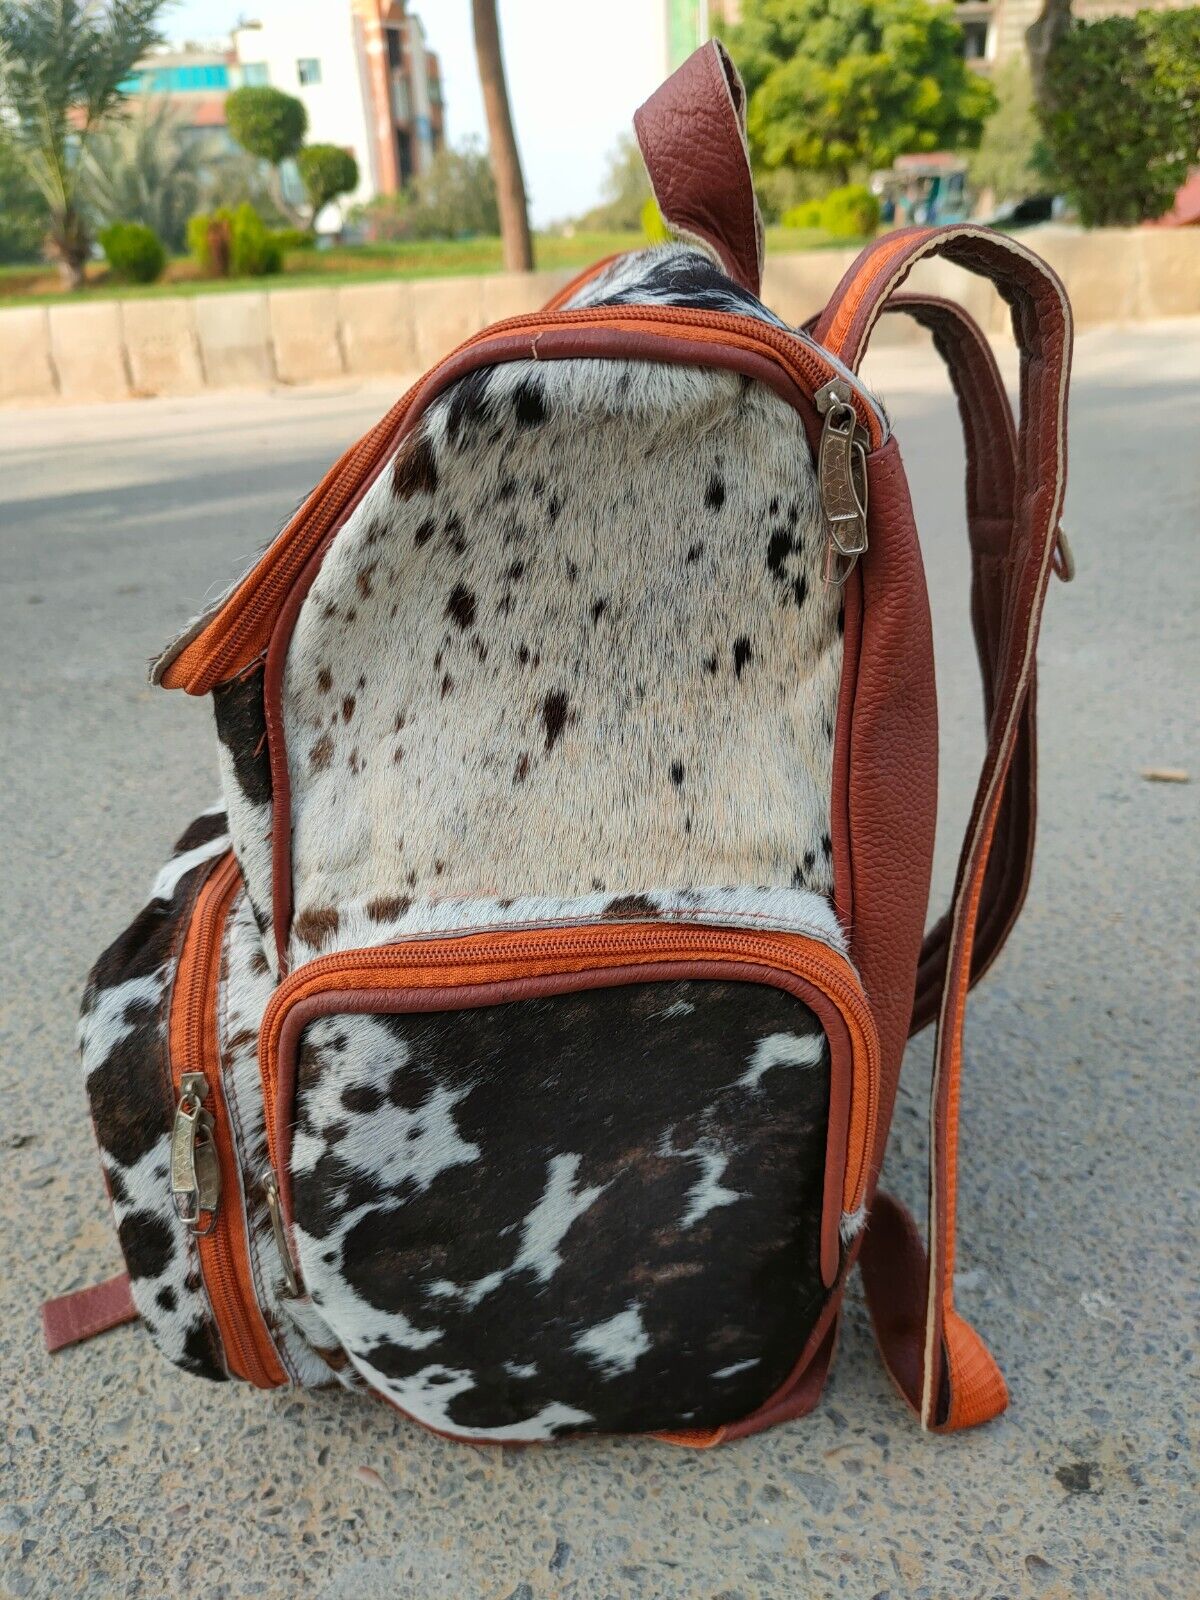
[233, 0, 444, 209]
[127, 2, 443, 224]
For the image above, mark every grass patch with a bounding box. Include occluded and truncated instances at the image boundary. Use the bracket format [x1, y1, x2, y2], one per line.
[0, 227, 864, 308]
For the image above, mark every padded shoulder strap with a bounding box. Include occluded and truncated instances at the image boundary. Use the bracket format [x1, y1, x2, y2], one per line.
[634, 40, 764, 295]
[884, 294, 1039, 1033]
[815, 227, 1073, 1431]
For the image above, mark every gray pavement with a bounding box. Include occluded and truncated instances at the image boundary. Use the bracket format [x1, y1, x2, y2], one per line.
[2, 321, 1197, 1600]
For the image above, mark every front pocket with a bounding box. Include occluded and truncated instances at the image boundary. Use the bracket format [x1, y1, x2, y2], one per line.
[259, 921, 879, 1442]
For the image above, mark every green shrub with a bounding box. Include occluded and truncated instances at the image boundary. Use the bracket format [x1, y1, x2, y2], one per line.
[187, 209, 222, 273]
[271, 226, 315, 252]
[187, 204, 282, 278]
[98, 221, 165, 283]
[819, 184, 881, 238]
[780, 186, 879, 237]
[780, 200, 825, 230]
[1041, 12, 1200, 226]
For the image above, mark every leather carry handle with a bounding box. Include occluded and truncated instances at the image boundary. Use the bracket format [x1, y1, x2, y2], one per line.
[815, 226, 1073, 1431]
[634, 40, 764, 296]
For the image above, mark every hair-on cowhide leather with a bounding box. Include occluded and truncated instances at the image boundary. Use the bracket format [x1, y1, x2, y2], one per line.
[290, 976, 832, 1439]
[80, 813, 333, 1384]
[112, 246, 865, 1414]
[267, 243, 843, 962]
[79, 809, 233, 1379]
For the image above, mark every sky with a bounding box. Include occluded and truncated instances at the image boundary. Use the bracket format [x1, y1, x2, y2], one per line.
[166, 1, 669, 225]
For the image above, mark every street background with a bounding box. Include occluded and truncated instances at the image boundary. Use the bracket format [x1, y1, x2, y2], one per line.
[2, 320, 1196, 1599]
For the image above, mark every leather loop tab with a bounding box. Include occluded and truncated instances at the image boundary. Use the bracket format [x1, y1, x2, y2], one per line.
[42, 1272, 138, 1353]
[860, 1192, 1007, 1431]
[634, 41, 764, 295]
[940, 1305, 1008, 1431]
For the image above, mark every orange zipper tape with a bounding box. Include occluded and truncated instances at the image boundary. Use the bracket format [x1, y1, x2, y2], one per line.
[159, 304, 882, 696]
[259, 923, 880, 1224]
[170, 853, 287, 1389]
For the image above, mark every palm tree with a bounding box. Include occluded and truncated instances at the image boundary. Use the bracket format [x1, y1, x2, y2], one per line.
[470, 0, 533, 271]
[83, 98, 204, 254]
[0, 0, 167, 287]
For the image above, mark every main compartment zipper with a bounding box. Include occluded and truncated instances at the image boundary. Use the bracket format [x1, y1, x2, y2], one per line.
[169, 854, 288, 1388]
[258, 923, 881, 1231]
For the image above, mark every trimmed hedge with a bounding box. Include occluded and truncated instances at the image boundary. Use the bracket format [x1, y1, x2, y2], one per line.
[99, 221, 166, 284]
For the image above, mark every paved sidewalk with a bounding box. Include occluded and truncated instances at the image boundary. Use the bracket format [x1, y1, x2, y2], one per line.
[1, 321, 1196, 1600]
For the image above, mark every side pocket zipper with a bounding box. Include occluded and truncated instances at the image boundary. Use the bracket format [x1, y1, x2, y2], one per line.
[169, 852, 288, 1388]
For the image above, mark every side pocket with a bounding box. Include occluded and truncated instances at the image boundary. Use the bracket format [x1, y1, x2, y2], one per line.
[79, 810, 231, 1380]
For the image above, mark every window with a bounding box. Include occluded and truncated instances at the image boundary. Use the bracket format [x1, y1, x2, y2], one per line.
[961, 21, 989, 60]
[396, 128, 413, 186]
[241, 61, 269, 86]
[148, 63, 230, 92]
[386, 29, 403, 70]
[297, 57, 322, 86]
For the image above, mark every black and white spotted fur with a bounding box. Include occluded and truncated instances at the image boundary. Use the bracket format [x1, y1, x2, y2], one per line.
[79, 810, 232, 1379]
[280, 245, 842, 952]
[289, 976, 832, 1438]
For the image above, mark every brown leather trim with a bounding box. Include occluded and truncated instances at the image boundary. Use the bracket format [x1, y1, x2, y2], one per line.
[844, 438, 939, 1178]
[270, 959, 859, 1293]
[263, 324, 832, 970]
[633, 41, 764, 295]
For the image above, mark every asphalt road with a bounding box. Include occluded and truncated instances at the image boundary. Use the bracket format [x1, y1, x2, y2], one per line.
[2, 321, 1197, 1600]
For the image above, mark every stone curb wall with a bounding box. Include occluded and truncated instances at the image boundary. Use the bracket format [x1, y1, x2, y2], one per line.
[2, 228, 1195, 408]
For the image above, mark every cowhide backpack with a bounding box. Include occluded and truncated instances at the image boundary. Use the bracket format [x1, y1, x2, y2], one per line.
[46, 43, 1073, 1442]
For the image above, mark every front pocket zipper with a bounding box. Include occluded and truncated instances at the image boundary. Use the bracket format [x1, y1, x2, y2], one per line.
[169, 853, 288, 1388]
[259, 922, 881, 1296]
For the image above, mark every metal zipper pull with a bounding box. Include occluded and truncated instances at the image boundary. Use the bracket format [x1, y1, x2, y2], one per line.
[170, 1072, 220, 1233]
[262, 1169, 303, 1298]
[815, 379, 869, 585]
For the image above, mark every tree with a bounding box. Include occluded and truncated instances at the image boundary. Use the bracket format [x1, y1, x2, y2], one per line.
[83, 97, 204, 253]
[0, 138, 44, 263]
[968, 58, 1042, 208]
[225, 85, 307, 224]
[296, 143, 358, 233]
[1039, 11, 1200, 226]
[721, 0, 996, 187]
[471, 0, 533, 271]
[0, 0, 167, 287]
[576, 134, 651, 231]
